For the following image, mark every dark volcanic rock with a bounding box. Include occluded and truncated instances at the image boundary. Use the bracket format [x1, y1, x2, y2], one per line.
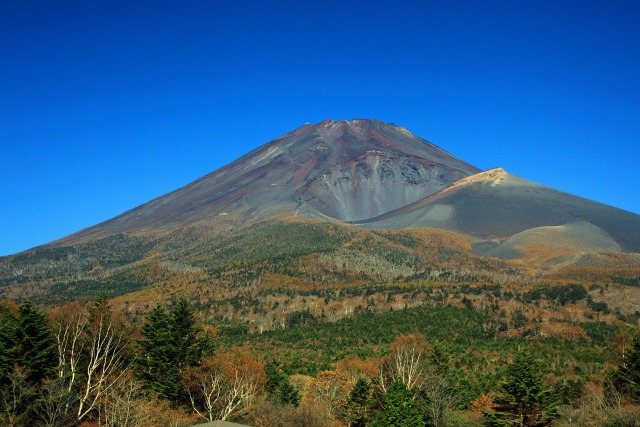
[295, 152, 469, 221]
[42, 120, 640, 256]
[55, 119, 480, 245]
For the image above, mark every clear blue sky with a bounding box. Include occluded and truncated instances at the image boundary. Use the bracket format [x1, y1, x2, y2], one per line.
[1, 1, 639, 256]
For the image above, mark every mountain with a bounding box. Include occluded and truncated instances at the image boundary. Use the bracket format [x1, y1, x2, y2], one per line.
[52, 118, 640, 254]
[4, 121, 640, 427]
[2, 119, 640, 303]
[57, 119, 479, 245]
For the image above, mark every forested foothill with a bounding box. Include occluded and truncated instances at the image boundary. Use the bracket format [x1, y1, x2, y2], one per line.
[1, 289, 640, 426]
[2, 223, 640, 425]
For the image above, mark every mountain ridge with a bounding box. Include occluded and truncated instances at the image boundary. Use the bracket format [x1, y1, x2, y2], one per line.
[37, 119, 640, 254]
[49, 119, 481, 246]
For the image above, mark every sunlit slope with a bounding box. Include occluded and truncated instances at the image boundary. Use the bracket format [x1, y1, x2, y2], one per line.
[358, 168, 640, 253]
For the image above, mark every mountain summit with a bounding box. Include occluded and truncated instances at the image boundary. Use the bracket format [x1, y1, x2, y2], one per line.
[41, 118, 640, 254]
[61, 119, 480, 243]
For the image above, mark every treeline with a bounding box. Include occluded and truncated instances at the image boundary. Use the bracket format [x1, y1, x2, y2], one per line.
[1, 297, 640, 426]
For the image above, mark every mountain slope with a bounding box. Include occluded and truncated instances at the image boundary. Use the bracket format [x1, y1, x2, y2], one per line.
[53, 119, 479, 246]
[357, 168, 640, 253]
[2, 119, 640, 304]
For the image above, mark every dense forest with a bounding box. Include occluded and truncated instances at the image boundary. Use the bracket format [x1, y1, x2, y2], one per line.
[1, 294, 639, 427]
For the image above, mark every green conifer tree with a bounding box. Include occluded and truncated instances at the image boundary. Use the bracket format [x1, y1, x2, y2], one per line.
[139, 298, 208, 403]
[139, 304, 180, 401]
[265, 361, 284, 397]
[264, 361, 300, 406]
[347, 377, 371, 427]
[609, 333, 640, 403]
[276, 377, 300, 406]
[0, 305, 18, 383]
[171, 296, 202, 368]
[15, 300, 56, 383]
[371, 380, 426, 427]
[484, 349, 559, 426]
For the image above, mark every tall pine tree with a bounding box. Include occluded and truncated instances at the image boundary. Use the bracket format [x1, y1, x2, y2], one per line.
[0, 303, 18, 383]
[171, 297, 203, 368]
[347, 377, 372, 427]
[371, 380, 426, 427]
[276, 377, 300, 406]
[484, 349, 559, 426]
[15, 300, 57, 383]
[609, 333, 640, 403]
[139, 304, 179, 401]
[265, 360, 285, 397]
[139, 297, 208, 403]
[264, 360, 300, 406]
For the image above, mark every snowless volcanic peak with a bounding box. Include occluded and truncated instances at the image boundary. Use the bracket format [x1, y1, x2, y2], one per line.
[55, 119, 481, 244]
[29, 118, 640, 257]
[292, 120, 482, 221]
